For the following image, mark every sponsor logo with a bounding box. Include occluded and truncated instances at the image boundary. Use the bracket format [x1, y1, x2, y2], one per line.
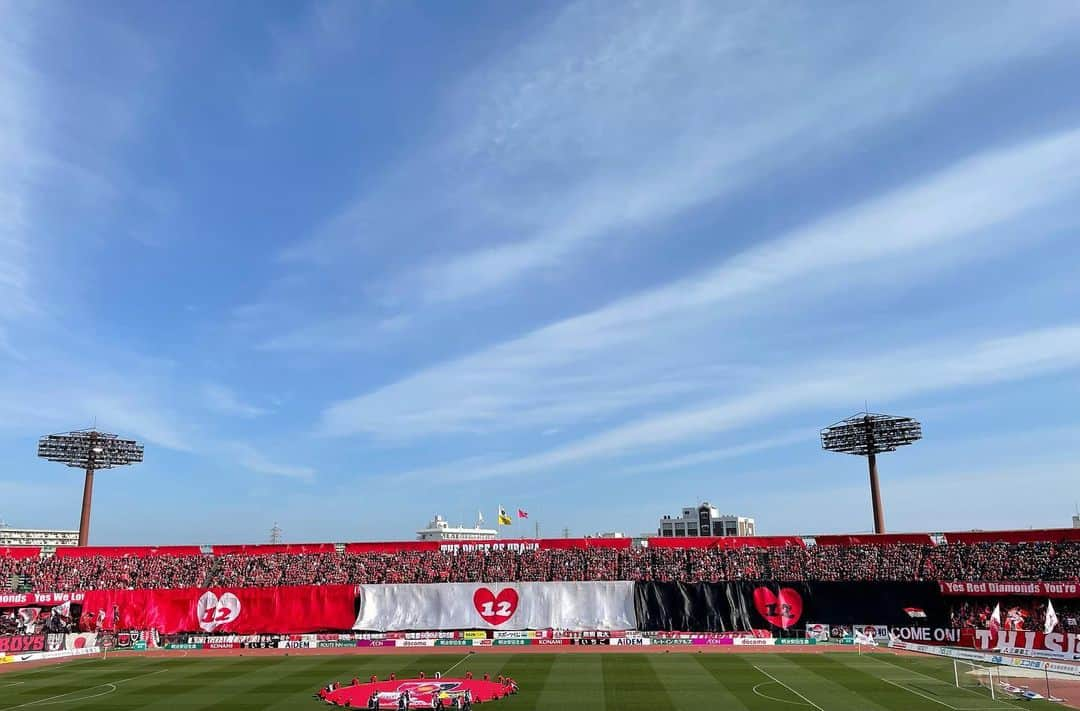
[276, 640, 311, 649]
[493, 639, 529, 646]
[462, 631, 487, 640]
[0, 635, 45, 653]
[734, 637, 773, 646]
[197, 591, 242, 632]
[752, 587, 803, 629]
[652, 639, 693, 646]
[396, 682, 461, 695]
[473, 587, 519, 626]
[613, 638, 645, 646]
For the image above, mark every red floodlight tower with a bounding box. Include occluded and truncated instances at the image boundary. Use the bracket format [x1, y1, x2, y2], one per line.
[37, 429, 144, 546]
[820, 412, 921, 534]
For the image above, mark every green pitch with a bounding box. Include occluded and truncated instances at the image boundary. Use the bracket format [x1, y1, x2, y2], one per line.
[0, 652, 1062, 710]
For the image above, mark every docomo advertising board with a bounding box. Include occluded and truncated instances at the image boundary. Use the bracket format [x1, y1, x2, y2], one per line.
[353, 582, 635, 632]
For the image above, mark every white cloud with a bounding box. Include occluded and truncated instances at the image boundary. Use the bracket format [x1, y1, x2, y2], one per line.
[621, 431, 813, 476]
[201, 384, 270, 418]
[385, 322, 1080, 482]
[229, 442, 316, 482]
[283, 0, 1080, 307]
[319, 126, 1080, 439]
[0, 5, 41, 324]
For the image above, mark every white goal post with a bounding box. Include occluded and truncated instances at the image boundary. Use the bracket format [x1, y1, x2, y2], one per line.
[953, 659, 999, 700]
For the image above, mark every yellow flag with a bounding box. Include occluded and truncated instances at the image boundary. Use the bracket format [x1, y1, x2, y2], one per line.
[498, 507, 512, 526]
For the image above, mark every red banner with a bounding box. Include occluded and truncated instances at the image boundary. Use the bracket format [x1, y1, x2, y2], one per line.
[646, 536, 805, 549]
[343, 538, 631, 554]
[939, 581, 1080, 598]
[962, 629, 1080, 656]
[0, 592, 85, 608]
[0, 546, 40, 560]
[80, 585, 358, 634]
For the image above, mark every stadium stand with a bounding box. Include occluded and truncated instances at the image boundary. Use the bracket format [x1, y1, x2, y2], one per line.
[2, 530, 1079, 595]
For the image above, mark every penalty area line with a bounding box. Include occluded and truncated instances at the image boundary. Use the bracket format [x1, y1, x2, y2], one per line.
[0, 669, 167, 711]
[753, 665, 825, 711]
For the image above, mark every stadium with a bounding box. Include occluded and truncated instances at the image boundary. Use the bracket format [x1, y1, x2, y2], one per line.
[4, 514, 1080, 709]
[5, 2, 1080, 710]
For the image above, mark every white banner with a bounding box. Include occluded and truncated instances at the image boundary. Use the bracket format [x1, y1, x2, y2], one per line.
[4, 646, 101, 664]
[353, 582, 635, 631]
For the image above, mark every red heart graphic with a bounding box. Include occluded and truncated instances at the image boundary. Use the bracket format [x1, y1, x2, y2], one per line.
[473, 587, 519, 626]
[752, 586, 804, 629]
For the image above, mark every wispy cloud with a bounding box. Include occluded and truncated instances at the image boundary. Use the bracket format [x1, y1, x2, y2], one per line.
[381, 322, 1080, 482]
[228, 442, 316, 482]
[201, 384, 270, 418]
[318, 126, 1080, 439]
[282, 1, 1080, 310]
[621, 431, 814, 476]
[0, 4, 41, 324]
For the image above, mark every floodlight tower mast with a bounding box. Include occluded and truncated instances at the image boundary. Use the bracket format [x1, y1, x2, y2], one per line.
[820, 413, 922, 534]
[37, 429, 144, 546]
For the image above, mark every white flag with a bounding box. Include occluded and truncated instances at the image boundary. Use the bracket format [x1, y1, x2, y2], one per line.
[1045, 599, 1059, 634]
[989, 603, 1001, 633]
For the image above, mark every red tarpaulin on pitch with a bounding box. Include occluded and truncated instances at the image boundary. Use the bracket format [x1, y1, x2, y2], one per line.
[80, 585, 358, 634]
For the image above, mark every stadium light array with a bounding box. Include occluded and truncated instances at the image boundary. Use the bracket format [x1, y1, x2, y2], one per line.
[37, 429, 144, 546]
[820, 413, 922, 534]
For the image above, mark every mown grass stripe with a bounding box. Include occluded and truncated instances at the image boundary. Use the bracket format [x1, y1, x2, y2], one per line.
[650, 652, 749, 710]
[784, 653, 940, 711]
[535, 654, 604, 710]
[694, 653, 800, 710]
[602, 653, 676, 710]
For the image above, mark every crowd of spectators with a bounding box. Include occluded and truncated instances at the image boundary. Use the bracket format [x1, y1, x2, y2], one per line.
[949, 598, 1080, 634]
[2, 541, 1079, 592]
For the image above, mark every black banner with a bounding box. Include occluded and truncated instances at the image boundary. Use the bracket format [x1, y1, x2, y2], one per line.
[634, 581, 948, 632]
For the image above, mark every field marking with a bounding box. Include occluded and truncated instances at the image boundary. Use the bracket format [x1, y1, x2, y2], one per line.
[0, 669, 167, 711]
[1, 682, 25, 688]
[883, 678, 960, 710]
[442, 653, 471, 676]
[751, 681, 812, 707]
[28, 684, 117, 707]
[0, 657, 103, 680]
[865, 655, 1024, 711]
[753, 665, 825, 711]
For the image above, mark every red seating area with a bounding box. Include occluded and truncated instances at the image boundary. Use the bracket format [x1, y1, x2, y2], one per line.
[2, 531, 1079, 592]
[0, 529, 1075, 587]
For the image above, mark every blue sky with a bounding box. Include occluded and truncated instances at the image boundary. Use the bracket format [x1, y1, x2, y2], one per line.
[2, 1, 1080, 544]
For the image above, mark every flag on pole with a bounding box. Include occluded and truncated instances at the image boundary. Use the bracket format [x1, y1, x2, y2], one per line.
[518, 509, 529, 519]
[1045, 599, 1059, 634]
[497, 507, 512, 526]
[989, 603, 1001, 634]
